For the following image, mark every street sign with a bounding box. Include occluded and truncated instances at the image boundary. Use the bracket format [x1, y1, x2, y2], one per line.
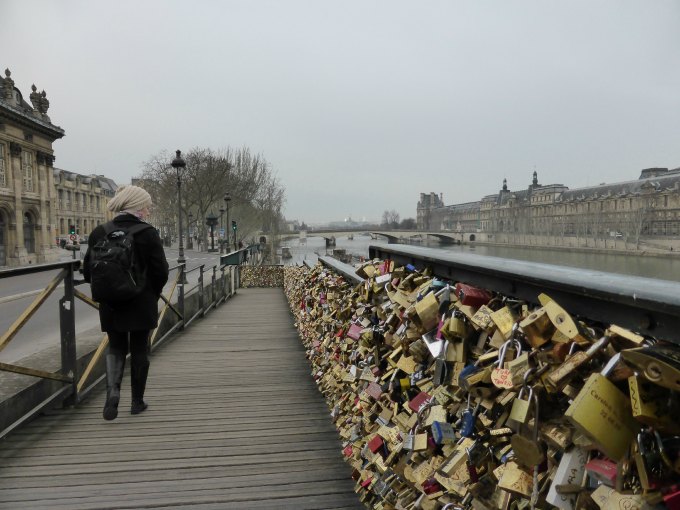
[69, 234, 77, 242]
[220, 228, 225, 235]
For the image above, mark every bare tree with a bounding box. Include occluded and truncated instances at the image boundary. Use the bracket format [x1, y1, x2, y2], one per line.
[139, 147, 285, 250]
[400, 218, 416, 229]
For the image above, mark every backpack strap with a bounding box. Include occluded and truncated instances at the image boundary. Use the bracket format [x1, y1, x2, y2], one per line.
[102, 221, 117, 236]
[102, 221, 153, 237]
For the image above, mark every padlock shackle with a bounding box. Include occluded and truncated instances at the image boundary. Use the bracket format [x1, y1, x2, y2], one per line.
[530, 391, 540, 441]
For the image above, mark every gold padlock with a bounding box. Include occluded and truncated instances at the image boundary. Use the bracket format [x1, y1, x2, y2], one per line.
[519, 307, 554, 348]
[564, 354, 637, 461]
[628, 374, 680, 434]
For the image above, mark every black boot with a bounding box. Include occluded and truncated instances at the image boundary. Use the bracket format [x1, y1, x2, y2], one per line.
[130, 356, 150, 415]
[103, 352, 125, 421]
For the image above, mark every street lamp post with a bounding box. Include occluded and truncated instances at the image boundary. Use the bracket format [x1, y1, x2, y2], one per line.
[224, 193, 232, 253]
[219, 205, 226, 254]
[187, 212, 194, 249]
[171, 150, 186, 267]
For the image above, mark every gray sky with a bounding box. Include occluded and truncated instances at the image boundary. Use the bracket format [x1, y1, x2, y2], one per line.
[3, 1, 680, 224]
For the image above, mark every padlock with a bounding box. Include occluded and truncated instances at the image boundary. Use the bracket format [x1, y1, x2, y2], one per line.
[458, 393, 481, 438]
[489, 305, 517, 340]
[403, 401, 432, 453]
[445, 311, 470, 340]
[519, 307, 555, 348]
[539, 294, 588, 343]
[585, 457, 618, 487]
[431, 421, 457, 445]
[546, 446, 589, 510]
[628, 374, 680, 434]
[491, 338, 522, 389]
[621, 344, 680, 392]
[564, 353, 637, 461]
[510, 383, 545, 468]
[455, 282, 493, 308]
[509, 368, 537, 425]
[634, 429, 674, 491]
[412, 290, 440, 332]
[545, 334, 610, 392]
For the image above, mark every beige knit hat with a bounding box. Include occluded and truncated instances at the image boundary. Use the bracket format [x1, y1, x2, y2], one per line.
[107, 185, 152, 213]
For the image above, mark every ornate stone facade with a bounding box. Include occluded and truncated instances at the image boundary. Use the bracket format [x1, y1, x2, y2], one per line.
[0, 69, 64, 266]
[416, 192, 444, 230]
[53, 170, 117, 241]
[420, 167, 680, 249]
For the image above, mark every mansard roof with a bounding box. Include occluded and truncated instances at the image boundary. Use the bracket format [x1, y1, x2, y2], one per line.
[53, 168, 118, 192]
[557, 169, 680, 202]
[0, 69, 65, 140]
[442, 201, 480, 212]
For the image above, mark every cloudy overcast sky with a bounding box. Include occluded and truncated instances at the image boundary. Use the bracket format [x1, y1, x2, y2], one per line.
[3, 1, 679, 224]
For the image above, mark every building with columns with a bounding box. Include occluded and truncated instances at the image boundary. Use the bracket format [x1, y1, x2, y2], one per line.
[0, 68, 64, 266]
[419, 167, 680, 250]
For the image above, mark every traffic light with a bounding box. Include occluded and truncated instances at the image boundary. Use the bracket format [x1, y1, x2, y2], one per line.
[232, 220, 237, 232]
[69, 225, 76, 235]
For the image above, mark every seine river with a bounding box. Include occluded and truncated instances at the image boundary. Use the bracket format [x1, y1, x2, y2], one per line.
[279, 233, 680, 283]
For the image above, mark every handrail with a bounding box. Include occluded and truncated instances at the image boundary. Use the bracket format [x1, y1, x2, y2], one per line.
[0, 256, 240, 440]
[318, 256, 364, 285]
[368, 244, 680, 343]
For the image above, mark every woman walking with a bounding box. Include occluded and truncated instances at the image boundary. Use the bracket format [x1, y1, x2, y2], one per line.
[83, 185, 169, 420]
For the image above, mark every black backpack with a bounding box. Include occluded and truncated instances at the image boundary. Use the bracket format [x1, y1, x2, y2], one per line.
[89, 222, 153, 303]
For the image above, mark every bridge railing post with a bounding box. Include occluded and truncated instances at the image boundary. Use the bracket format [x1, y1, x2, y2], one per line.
[178, 264, 185, 330]
[211, 266, 217, 307]
[198, 265, 205, 317]
[59, 264, 78, 405]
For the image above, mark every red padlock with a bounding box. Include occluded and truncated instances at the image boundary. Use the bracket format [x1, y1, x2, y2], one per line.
[365, 382, 383, 400]
[408, 391, 432, 413]
[455, 283, 492, 308]
[585, 458, 617, 487]
[367, 435, 384, 454]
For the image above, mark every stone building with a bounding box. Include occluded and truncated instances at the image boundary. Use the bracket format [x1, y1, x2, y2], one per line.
[416, 192, 444, 230]
[0, 69, 64, 266]
[420, 167, 680, 249]
[53, 170, 117, 240]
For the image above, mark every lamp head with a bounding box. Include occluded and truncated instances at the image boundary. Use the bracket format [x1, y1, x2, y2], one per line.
[171, 150, 186, 173]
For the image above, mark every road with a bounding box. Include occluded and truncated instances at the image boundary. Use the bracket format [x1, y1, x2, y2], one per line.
[0, 246, 223, 364]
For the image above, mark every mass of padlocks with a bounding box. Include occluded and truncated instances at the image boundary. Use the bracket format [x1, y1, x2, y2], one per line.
[239, 265, 283, 287]
[283, 260, 680, 510]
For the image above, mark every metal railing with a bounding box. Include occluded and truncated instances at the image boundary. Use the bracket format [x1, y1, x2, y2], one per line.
[367, 244, 680, 343]
[0, 258, 240, 439]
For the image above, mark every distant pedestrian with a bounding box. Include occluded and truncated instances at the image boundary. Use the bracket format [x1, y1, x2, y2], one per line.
[83, 185, 169, 421]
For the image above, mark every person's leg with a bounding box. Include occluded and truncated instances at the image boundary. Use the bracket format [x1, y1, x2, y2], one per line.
[103, 331, 129, 421]
[129, 330, 151, 414]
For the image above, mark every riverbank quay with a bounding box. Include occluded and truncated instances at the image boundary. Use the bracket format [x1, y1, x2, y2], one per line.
[0, 268, 363, 509]
[283, 251, 680, 509]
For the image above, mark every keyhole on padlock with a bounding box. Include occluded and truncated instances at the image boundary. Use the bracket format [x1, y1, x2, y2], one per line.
[646, 362, 662, 382]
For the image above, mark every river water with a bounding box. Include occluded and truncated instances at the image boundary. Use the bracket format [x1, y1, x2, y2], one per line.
[279, 234, 680, 282]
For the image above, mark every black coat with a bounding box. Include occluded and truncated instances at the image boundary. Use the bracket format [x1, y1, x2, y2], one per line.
[83, 214, 169, 333]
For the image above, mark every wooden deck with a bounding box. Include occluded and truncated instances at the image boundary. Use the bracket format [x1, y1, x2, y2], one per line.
[0, 288, 364, 510]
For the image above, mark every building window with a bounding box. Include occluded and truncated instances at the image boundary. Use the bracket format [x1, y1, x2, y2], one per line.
[23, 213, 35, 253]
[0, 144, 5, 187]
[22, 151, 34, 192]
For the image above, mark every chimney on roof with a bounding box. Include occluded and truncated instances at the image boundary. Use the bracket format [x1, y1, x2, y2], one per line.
[639, 168, 669, 179]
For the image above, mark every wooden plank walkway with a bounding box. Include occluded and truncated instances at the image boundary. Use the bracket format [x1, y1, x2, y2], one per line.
[0, 288, 364, 510]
